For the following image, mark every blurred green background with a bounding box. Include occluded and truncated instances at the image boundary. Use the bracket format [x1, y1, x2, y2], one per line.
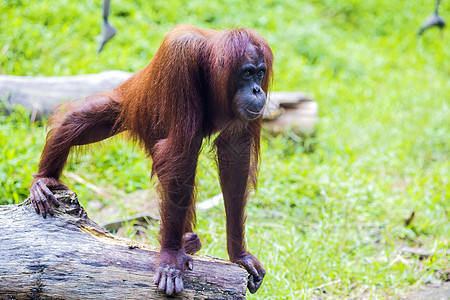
[1, 0, 449, 298]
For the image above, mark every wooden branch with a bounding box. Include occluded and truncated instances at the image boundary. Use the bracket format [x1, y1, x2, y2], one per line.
[0, 190, 248, 299]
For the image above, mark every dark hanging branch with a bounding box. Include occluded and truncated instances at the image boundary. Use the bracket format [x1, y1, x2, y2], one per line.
[98, 0, 117, 53]
[417, 0, 446, 36]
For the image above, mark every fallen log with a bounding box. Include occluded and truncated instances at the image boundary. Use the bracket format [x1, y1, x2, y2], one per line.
[0, 190, 248, 299]
[0, 71, 131, 119]
[0, 71, 311, 117]
[0, 72, 318, 134]
[264, 98, 318, 134]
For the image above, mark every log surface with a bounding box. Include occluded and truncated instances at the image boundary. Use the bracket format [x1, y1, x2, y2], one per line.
[0, 191, 247, 299]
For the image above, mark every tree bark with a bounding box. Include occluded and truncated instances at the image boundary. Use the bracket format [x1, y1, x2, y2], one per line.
[0, 190, 248, 299]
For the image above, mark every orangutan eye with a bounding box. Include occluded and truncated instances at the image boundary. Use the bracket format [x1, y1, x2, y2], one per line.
[257, 70, 265, 77]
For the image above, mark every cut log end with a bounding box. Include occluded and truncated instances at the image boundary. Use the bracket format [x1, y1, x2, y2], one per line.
[0, 190, 248, 299]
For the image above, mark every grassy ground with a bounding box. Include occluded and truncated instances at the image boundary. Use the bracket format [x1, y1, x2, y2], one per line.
[1, 0, 449, 298]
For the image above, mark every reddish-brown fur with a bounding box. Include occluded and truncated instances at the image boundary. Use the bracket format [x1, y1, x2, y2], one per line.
[30, 25, 273, 295]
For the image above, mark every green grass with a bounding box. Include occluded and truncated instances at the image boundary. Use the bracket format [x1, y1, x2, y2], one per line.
[1, 0, 449, 298]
